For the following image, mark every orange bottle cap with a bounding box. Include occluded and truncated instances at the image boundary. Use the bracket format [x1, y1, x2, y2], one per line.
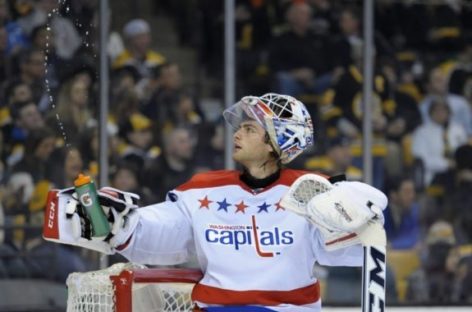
[74, 173, 91, 187]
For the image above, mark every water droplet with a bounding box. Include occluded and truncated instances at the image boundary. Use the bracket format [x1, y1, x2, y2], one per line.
[47, 27, 51, 31]
[66, 6, 70, 13]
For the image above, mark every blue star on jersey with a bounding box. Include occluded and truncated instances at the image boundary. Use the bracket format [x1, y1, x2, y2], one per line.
[257, 202, 270, 213]
[217, 199, 231, 212]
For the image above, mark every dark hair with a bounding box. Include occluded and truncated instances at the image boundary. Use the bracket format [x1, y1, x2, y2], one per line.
[9, 100, 36, 120]
[31, 24, 47, 42]
[23, 127, 56, 155]
[149, 63, 166, 79]
[3, 79, 28, 104]
[111, 65, 140, 84]
[385, 175, 413, 195]
[110, 160, 140, 181]
[17, 47, 44, 65]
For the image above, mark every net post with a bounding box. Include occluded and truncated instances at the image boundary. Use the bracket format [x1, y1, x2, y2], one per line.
[110, 269, 134, 312]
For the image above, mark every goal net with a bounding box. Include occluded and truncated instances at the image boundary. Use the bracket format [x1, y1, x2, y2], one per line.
[66, 263, 203, 312]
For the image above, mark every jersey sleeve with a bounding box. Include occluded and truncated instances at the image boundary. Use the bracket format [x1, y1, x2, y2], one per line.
[311, 226, 363, 267]
[117, 191, 194, 265]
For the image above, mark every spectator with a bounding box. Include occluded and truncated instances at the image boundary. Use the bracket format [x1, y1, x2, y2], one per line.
[380, 58, 422, 177]
[309, 0, 338, 36]
[304, 135, 362, 181]
[144, 63, 185, 140]
[17, 0, 81, 59]
[77, 123, 119, 180]
[10, 48, 47, 110]
[46, 75, 94, 145]
[111, 88, 141, 127]
[194, 121, 225, 172]
[112, 18, 166, 80]
[164, 91, 202, 131]
[447, 37, 472, 97]
[443, 144, 472, 243]
[268, 1, 334, 97]
[117, 112, 159, 173]
[420, 67, 472, 136]
[145, 127, 196, 201]
[48, 146, 84, 189]
[452, 255, 472, 303]
[412, 97, 468, 186]
[30, 23, 61, 95]
[2, 79, 32, 106]
[407, 220, 457, 303]
[9, 126, 56, 183]
[384, 176, 421, 250]
[0, 201, 31, 278]
[110, 161, 154, 206]
[0, 0, 28, 56]
[233, 0, 281, 93]
[331, 6, 363, 68]
[2, 100, 44, 167]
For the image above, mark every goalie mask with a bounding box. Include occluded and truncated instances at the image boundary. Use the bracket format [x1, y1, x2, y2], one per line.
[223, 93, 314, 164]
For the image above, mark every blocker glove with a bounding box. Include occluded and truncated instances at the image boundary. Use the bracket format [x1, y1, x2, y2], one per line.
[43, 187, 140, 254]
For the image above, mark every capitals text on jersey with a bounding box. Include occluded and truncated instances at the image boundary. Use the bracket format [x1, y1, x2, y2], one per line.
[205, 215, 294, 257]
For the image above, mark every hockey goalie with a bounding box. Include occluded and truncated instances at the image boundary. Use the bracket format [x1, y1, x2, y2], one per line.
[43, 93, 388, 312]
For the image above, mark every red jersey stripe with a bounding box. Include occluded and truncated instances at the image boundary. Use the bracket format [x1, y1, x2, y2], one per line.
[176, 169, 321, 192]
[191, 282, 320, 306]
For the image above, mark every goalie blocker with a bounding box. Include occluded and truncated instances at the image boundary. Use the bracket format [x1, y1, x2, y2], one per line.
[42, 187, 140, 254]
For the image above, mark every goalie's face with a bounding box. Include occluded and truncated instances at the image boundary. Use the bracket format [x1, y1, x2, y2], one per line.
[232, 120, 274, 166]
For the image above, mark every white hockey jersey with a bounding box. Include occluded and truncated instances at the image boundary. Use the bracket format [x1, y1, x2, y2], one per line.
[118, 169, 363, 311]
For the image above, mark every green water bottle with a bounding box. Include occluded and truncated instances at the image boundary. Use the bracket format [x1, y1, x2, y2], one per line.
[74, 174, 110, 237]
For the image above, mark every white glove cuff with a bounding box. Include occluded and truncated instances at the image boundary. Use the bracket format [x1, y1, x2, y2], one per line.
[109, 210, 140, 249]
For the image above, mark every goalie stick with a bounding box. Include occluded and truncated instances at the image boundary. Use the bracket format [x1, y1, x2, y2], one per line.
[280, 174, 386, 312]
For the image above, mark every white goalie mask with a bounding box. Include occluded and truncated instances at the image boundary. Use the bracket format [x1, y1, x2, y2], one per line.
[223, 93, 314, 164]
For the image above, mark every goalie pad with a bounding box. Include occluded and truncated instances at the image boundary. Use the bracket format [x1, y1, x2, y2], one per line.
[42, 187, 140, 254]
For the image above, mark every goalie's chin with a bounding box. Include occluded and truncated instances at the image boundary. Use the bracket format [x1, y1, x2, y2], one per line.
[232, 148, 243, 162]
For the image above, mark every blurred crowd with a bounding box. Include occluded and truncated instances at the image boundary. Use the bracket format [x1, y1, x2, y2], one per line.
[0, 0, 471, 306]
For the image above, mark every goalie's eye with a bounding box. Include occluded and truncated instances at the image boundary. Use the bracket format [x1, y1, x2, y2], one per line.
[243, 125, 257, 133]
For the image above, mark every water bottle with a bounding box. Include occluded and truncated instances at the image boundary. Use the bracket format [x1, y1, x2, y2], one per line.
[74, 174, 110, 237]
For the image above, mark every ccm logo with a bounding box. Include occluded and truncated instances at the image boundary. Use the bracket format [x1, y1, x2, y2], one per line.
[48, 200, 56, 229]
[368, 247, 386, 312]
